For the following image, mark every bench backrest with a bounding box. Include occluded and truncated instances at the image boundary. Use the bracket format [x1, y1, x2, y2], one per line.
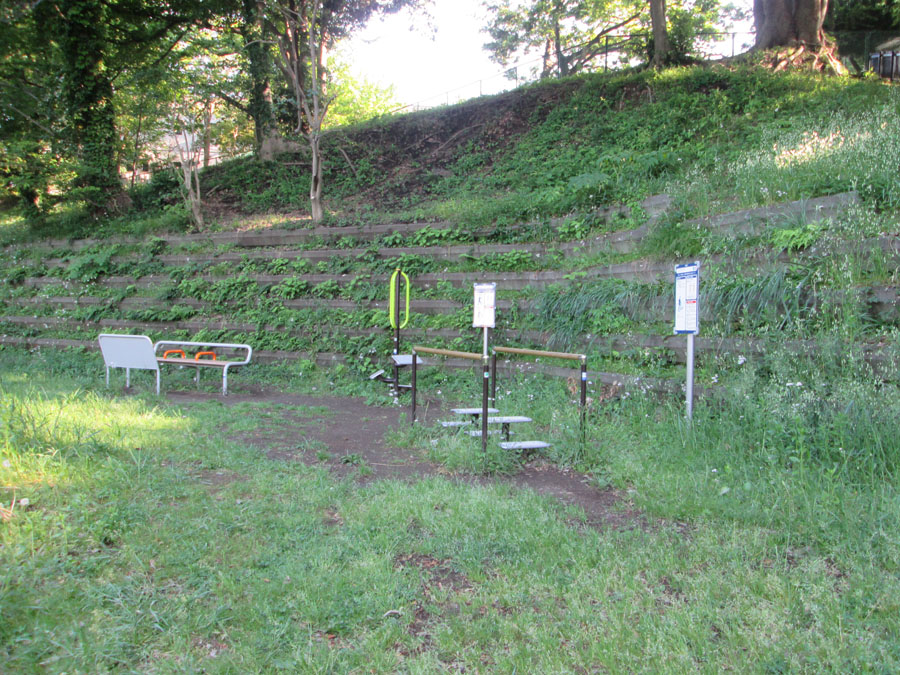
[98, 334, 159, 371]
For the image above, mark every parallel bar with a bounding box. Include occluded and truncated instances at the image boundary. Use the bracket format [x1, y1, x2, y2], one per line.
[413, 345, 481, 361]
[494, 346, 585, 361]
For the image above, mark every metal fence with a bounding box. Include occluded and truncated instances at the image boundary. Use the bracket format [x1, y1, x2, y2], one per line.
[395, 31, 757, 114]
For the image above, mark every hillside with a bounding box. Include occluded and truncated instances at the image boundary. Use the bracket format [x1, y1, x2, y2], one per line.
[2, 64, 898, 381]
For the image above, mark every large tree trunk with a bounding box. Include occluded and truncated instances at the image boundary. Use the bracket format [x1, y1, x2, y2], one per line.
[240, 0, 282, 160]
[649, 0, 669, 67]
[754, 0, 829, 49]
[54, 0, 128, 214]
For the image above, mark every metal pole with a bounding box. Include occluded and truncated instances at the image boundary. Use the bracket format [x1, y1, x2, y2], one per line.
[392, 271, 401, 397]
[605, 36, 609, 71]
[686, 333, 695, 420]
[490, 352, 497, 405]
[481, 355, 490, 455]
[482, 326, 489, 453]
[411, 350, 417, 424]
[580, 356, 587, 445]
[731, 32, 735, 58]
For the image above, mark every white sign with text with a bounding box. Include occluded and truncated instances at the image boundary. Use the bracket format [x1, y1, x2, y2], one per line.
[473, 283, 496, 328]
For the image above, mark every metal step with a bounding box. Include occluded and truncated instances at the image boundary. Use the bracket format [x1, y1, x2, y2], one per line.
[486, 416, 532, 424]
[440, 420, 472, 428]
[467, 429, 506, 437]
[499, 441, 551, 451]
[451, 407, 500, 416]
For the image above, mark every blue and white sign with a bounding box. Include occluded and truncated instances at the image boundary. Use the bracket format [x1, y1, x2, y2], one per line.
[674, 262, 700, 334]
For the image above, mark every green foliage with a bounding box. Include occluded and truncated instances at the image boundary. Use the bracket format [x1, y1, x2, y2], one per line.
[63, 246, 120, 282]
[770, 221, 823, 252]
[270, 276, 311, 299]
[324, 55, 402, 129]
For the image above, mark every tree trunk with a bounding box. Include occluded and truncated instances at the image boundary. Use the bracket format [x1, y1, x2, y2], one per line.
[240, 0, 281, 160]
[649, 0, 669, 67]
[754, 0, 829, 49]
[553, 21, 570, 76]
[309, 133, 323, 222]
[54, 0, 127, 214]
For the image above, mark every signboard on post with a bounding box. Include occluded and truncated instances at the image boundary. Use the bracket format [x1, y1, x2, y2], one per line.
[674, 262, 700, 420]
[674, 262, 700, 334]
[473, 283, 496, 329]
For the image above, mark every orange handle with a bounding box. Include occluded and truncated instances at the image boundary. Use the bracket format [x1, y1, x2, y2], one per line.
[162, 349, 185, 359]
[194, 351, 217, 361]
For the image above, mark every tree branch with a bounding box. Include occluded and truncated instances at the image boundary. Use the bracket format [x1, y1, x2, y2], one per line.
[216, 90, 249, 114]
[2, 101, 57, 137]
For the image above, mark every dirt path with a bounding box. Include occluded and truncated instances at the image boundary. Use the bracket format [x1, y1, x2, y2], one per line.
[168, 389, 643, 531]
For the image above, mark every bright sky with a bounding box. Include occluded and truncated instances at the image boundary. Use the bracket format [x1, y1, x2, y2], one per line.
[342, 0, 499, 108]
[343, 0, 756, 109]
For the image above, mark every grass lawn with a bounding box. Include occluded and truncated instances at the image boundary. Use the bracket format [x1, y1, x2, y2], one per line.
[2, 348, 899, 672]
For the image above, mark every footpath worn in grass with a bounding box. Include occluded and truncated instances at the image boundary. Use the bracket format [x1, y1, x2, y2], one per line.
[2, 349, 899, 671]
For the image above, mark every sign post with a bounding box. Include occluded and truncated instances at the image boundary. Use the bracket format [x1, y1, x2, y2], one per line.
[674, 262, 700, 420]
[473, 283, 496, 453]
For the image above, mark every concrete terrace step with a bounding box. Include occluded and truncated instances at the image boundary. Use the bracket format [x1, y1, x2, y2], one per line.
[45, 241, 568, 269]
[0, 314, 551, 345]
[19, 258, 690, 291]
[12, 246, 813, 291]
[10, 194, 672, 254]
[40, 193, 854, 270]
[9, 295, 509, 315]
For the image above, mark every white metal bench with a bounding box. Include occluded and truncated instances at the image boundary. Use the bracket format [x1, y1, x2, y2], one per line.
[154, 340, 252, 395]
[98, 334, 252, 395]
[98, 334, 162, 394]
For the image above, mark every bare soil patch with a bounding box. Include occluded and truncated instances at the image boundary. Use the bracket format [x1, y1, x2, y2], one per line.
[166, 388, 643, 531]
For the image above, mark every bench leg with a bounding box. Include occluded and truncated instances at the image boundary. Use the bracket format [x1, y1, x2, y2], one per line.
[156, 370, 160, 396]
[106, 366, 110, 388]
[126, 368, 130, 389]
[222, 366, 229, 396]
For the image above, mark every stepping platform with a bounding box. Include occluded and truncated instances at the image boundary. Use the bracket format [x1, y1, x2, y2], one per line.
[440, 420, 472, 428]
[470, 415, 533, 440]
[451, 407, 500, 416]
[499, 441, 551, 451]
[467, 429, 506, 437]
[391, 354, 423, 367]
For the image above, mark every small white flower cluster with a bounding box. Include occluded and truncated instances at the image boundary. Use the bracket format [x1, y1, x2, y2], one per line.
[785, 381, 803, 388]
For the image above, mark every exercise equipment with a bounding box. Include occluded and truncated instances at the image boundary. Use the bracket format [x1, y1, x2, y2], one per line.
[369, 268, 420, 397]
